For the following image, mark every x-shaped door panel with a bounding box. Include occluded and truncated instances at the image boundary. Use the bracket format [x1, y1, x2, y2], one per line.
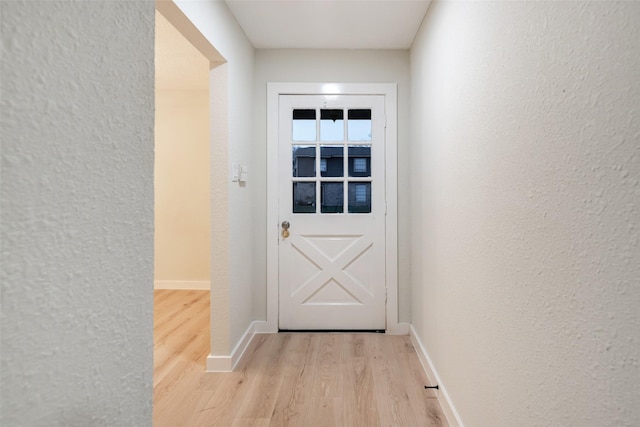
[289, 234, 374, 306]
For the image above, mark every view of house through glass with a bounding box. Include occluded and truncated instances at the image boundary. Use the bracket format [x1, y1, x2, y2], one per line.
[291, 108, 372, 214]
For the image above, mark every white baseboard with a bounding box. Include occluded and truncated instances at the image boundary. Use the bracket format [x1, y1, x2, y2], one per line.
[409, 325, 464, 427]
[154, 280, 210, 290]
[387, 321, 410, 335]
[252, 320, 272, 333]
[206, 321, 270, 372]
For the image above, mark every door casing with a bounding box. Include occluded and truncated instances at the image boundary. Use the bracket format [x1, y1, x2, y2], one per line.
[265, 82, 405, 334]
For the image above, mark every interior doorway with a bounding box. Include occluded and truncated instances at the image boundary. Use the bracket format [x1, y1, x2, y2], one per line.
[153, 1, 228, 401]
[154, 10, 211, 291]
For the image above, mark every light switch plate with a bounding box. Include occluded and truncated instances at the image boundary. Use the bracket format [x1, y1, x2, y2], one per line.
[231, 163, 240, 182]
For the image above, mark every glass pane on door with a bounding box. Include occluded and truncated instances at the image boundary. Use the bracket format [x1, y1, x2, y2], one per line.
[292, 145, 316, 177]
[320, 146, 343, 178]
[293, 109, 316, 141]
[320, 109, 344, 141]
[348, 145, 371, 177]
[321, 182, 344, 213]
[347, 109, 371, 141]
[348, 182, 371, 213]
[293, 182, 316, 213]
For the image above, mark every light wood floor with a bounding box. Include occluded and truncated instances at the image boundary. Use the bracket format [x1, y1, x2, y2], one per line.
[154, 290, 447, 427]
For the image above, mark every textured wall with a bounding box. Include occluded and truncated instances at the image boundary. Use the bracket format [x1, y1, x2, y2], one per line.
[210, 63, 231, 354]
[253, 49, 411, 323]
[410, 2, 640, 426]
[1, 1, 154, 426]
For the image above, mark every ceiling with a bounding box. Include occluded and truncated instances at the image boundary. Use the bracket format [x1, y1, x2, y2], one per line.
[224, 0, 432, 49]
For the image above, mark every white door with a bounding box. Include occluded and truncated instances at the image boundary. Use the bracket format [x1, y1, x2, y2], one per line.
[278, 94, 386, 330]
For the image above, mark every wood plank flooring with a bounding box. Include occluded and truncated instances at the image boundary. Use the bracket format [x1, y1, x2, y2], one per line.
[154, 290, 447, 427]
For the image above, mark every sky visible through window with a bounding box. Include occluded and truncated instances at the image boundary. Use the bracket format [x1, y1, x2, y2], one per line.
[293, 109, 371, 142]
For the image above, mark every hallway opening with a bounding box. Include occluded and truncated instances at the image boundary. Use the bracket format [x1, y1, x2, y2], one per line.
[153, 0, 229, 404]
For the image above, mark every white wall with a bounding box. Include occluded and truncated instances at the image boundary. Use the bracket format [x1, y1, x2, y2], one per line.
[1, 1, 154, 425]
[170, 0, 255, 355]
[253, 49, 411, 323]
[410, 2, 640, 426]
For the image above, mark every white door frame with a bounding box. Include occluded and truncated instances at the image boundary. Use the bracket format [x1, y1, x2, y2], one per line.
[265, 82, 404, 334]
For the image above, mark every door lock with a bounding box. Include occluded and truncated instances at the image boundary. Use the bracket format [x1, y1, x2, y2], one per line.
[281, 221, 290, 238]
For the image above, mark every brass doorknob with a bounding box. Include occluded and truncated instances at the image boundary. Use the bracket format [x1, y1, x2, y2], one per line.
[281, 221, 290, 238]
